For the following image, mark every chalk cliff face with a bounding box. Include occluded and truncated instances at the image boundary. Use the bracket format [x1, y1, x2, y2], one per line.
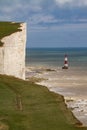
[0, 23, 26, 80]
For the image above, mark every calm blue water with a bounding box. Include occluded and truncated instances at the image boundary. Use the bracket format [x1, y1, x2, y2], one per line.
[26, 48, 87, 69]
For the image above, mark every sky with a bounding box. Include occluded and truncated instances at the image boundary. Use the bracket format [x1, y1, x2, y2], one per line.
[0, 0, 87, 47]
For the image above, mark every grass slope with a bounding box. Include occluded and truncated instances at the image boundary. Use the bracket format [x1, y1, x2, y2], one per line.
[0, 22, 22, 46]
[0, 75, 87, 130]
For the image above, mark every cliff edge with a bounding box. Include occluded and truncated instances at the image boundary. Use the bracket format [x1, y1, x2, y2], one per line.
[0, 22, 26, 80]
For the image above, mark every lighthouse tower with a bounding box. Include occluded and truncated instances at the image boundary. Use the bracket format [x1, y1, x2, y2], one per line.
[62, 54, 68, 69]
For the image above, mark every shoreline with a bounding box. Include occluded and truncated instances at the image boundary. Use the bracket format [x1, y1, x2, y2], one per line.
[25, 66, 87, 126]
[37, 81, 87, 127]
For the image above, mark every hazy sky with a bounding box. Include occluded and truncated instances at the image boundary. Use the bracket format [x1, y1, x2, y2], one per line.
[0, 0, 87, 47]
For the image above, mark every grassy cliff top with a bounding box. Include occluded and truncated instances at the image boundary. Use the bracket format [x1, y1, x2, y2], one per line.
[0, 75, 87, 130]
[0, 21, 22, 46]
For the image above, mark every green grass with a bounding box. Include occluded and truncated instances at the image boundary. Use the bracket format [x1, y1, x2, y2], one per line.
[0, 75, 87, 130]
[0, 21, 22, 46]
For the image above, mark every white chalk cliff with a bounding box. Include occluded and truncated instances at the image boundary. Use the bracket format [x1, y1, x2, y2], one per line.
[0, 23, 26, 80]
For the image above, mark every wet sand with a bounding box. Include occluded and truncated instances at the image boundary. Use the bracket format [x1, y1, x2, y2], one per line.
[26, 66, 87, 126]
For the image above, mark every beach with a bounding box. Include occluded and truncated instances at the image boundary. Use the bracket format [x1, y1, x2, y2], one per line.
[26, 47, 87, 126]
[26, 66, 87, 126]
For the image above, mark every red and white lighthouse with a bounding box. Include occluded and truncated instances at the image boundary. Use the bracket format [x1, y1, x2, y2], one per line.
[62, 54, 68, 69]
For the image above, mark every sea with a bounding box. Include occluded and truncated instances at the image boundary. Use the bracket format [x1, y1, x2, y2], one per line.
[26, 47, 87, 125]
[26, 47, 87, 69]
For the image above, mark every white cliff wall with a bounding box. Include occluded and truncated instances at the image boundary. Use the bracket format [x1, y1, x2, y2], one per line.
[0, 23, 26, 80]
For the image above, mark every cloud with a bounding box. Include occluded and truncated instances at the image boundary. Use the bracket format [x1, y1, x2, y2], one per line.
[28, 14, 58, 25]
[55, 0, 73, 5]
[0, 0, 87, 30]
[55, 0, 87, 7]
